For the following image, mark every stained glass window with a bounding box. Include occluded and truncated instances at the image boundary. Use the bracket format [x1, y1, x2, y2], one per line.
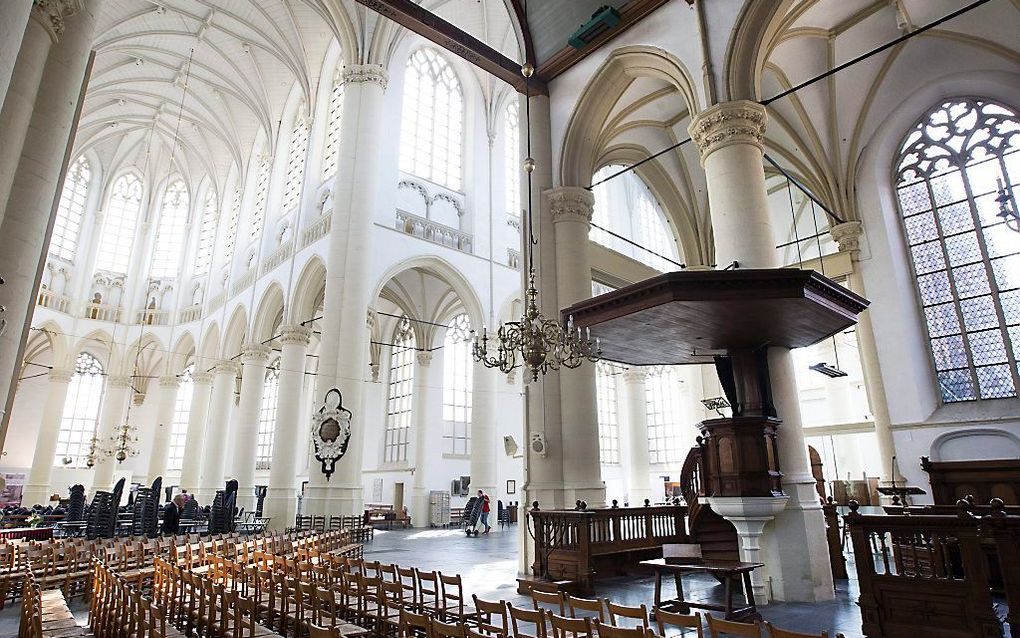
[167, 365, 194, 472]
[51, 156, 90, 261]
[96, 174, 143, 274]
[591, 166, 681, 272]
[399, 48, 464, 190]
[443, 314, 472, 456]
[895, 98, 1020, 402]
[385, 318, 415, 463]
[322, 70, 345, 180]
[256, 360, 281, 470]
[151, 180, 189, 278]
[54, 353, 105, 468]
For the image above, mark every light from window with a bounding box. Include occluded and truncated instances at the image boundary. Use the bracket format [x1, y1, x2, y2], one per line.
[194, 190, 217, 276]
[592, 280, 616, 297]
[151, 180, 189, 278]
[505, 102, 520, 218]
[223, 188, 241, 265]
[596, 362, 621, 464]
[54, 353, 105, 468]
[443, 314, 472, 455]
[895, 98, 1020, 403]
[645, 366, 684, 464]
[591, 166, 680, 272]
[385, 318, 415, 463]
[282, 109, 309, 213]
[399, 48, 464, 191]
[96, 174, 143, 273]
[51, 156, 90, 261]
[322, 70, 345, 180]
[249, 155, 271, 244]
[167, 365, 194, 472]
[256, 360, 281, 470]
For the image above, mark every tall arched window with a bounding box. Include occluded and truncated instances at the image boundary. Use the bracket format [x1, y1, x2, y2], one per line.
[249, 154, 271, 245]
[194, 189, 218, 276]
[442, 314, 472, 456]
[96, 173, 143, 273]
[222, 188, 241, 265]
[385, 318, 415, 463]
[894, 98, 1020, 402]
[399, 48, 464, 191]
[645, 366, 683, 464]
[167, 365, 194, 472]
[256, 360, 281, 470]
[504, 102, 520, 218]
[51, 156, 91, 261]
[151, 180, 189, 278]
[596, 362, 621, 465]
[321, 69, 345, 180]
[591, 166, 681, 272]
[281, 108, 309, 213]
[54, 353, 105, 468]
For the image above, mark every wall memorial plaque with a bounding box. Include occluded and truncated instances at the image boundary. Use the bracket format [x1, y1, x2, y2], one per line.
[311, 387, 352, 480]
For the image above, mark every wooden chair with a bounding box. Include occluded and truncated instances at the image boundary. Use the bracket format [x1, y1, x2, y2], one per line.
[507, 603, 548, 638]
[430, 618, 468, 638]
[416, 570, 442, 617]
[401, 608, 431, 638]
[308, 624, 345, 638]
[439, 573, 476, 623]
[763, 622, 842, 638]
[397, 567, 419, 611]
[592, 623, 653, 638]
[565, 596, 606, 622]
[606, 602, 649, 630]
[529, 589, 564, 616]
[379, 579, 408, 636]
[653, 608, 703, 638]
[547, 612, 596, 638]
[705, 616, 761, 638]
[468, 627, 502, 638]
[471, 596, 508, 636]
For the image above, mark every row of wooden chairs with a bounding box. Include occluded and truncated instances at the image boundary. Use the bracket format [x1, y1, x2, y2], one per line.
[18, 571, 91, 638]
[89, 559, 183, 638]
[293, 516, 374, 543]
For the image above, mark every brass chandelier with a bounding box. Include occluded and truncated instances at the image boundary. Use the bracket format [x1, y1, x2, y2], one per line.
[472, 50, 601, 381]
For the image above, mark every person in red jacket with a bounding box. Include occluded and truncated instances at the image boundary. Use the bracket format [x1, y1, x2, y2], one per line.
[478, 490, 491, 534]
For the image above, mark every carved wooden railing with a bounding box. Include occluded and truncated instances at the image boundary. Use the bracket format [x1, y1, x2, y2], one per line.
[679, 446, 703, 522]
[845, 499, 1019, 637]
[529, 504, 687, 592]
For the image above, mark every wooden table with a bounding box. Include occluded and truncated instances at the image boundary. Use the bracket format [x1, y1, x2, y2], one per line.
[0, 526, 54, 541]
[641, 558, 764, 621]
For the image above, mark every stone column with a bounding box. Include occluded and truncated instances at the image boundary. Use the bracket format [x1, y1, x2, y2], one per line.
[621, 370, 653, 506]
[145, 375, 179, 483]
[0, 0, 74, 220]
[229, 343, 271, 511]
[178, 370, 213, 491]
[306, 65, 388, 516]
[830, 221, 902, 483]
[688, 100, 833, 602]
[0, 0, 101, 443]
[549, 186, 604, 507]
[197, 362, 238, 503]
[91, 374, 132, 491]
[469, 363, 497, 499]
[264, 325, 311, 530]
[0, 1, 33, 114]
[410, 352, 434, 527]
[22, 367, 73, 505]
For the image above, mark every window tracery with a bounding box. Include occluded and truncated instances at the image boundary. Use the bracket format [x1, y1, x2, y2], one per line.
[151, 180, 189, 278]
[591, 166, 680, 272]
[54, 353, 105, 468]
[96, 174, 143, 274]
[282, 108, 309, 213]
[443, 314, 472, 455]
[194, 190, 217, 276]
[167, 365, 193, 472]
[596, 362, 621, 465]
[322, 70, 345, 180]
[385, 318, 415, 463]
[51, 156, 90, 261]
[256, 359, 281, 470]
[399, 48, 464, 191]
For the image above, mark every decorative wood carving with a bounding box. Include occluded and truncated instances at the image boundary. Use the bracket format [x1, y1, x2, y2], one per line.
[921, 457, 1020, 506]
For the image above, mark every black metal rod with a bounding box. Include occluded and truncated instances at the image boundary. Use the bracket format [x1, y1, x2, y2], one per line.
[764, 153, 844, 224]
[589, 222, 686, 269]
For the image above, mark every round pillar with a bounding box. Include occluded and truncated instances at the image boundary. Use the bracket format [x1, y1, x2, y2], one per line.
[146, 375, 179, 483]
[91, 374, 132, 490]
[178, 370, 213, 492]
[21, 367, 73, 506]
[264, 325, 311, 530]
[410, 351, 434, 527]
[469, 363, 497, 499]
[230, 342, 271, 511]
[0, 1, 33, 116]
[621, 370, 653, 506]
[197, 362, 238, 503]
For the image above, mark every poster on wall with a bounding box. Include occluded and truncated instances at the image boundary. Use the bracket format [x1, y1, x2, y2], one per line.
[0, 473, 26, 507]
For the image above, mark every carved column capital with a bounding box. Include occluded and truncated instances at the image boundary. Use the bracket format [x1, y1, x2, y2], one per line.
[31, 0, 85, 42]
[107, 374, 132, 389]
[830, 221, 864, 257]
[159, 375, 180, 389]
[415, 352, 433, 367]
[343, 64, 389, 90]
[547, 187, 595, 225]
[213, 361, 241, 377]
[47, 367, 75, 383]
[278, 324, 312, 347]
[239, 343, 272, 365]
[688, 100, 768, 165]
[192, 371, 215, 385]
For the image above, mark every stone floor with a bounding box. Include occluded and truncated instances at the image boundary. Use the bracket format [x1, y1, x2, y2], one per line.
[0, 525, 867, 637]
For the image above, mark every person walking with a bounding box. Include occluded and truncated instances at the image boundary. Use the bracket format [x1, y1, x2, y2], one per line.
[480, 491, 491, 534]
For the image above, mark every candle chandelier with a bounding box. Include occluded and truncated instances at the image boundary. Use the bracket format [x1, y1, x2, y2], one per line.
[471, 25, 601, 381]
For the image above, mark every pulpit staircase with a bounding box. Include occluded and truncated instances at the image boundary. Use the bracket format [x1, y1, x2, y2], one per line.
[680, 446, 740, 563]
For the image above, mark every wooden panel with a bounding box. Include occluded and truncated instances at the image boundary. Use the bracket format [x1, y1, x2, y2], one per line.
[922, 457, 1020, 506]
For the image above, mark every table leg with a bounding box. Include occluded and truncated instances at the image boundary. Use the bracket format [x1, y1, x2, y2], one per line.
[724, 574, 734, 619]
[654, 570, 662, 610]
[743, 572, 756, 609]
[675, 572, 688, 613]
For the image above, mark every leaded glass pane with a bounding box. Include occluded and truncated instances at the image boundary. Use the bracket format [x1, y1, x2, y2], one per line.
[968, 329, 1008, 365]
[924, 303, 961, 337]
[904, 212, 938, 243]
[937, 369, 974, 403]
[984, 225, 1020, 259]
[944, 232, 982, 267]
[935, 202, 974, 234]
[930, 335, 969, 369]
[929, 171, 966, 205]
[960, 295, 999, 332]
[976, 364, 1015, 399]
[898, 181, 931, 214]
[399, 48, 463, 191]
[910, 242, 946, 274]
[917, 271, 953, 306]
[950, 263, 991, 298]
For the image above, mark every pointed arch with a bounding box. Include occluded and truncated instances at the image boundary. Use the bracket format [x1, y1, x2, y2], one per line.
[252, 283, 286, 343]
[290, 256, 326, 325]
[221, 305, 249, 359]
